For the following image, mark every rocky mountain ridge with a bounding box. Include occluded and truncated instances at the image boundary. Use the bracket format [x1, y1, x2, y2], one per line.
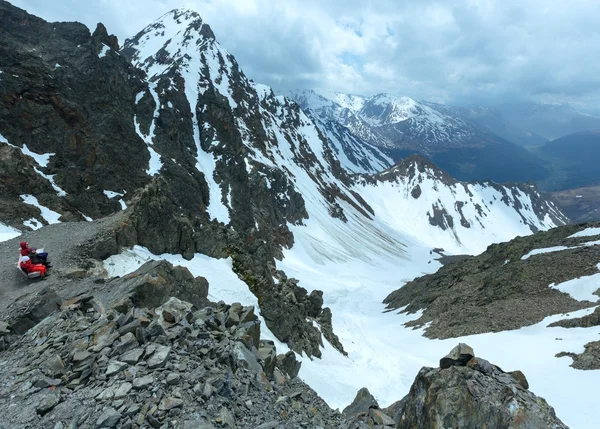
[384, 222, 600, 340]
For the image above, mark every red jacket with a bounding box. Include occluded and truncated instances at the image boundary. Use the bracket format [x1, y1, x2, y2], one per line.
[20, 259, 34, 272]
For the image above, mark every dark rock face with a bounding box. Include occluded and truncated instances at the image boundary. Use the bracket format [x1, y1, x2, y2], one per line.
[384, 222, 600, 339]
[0, 1, 151, 225]
[4, 288, 62, 335]
[396, 345, 568, 429]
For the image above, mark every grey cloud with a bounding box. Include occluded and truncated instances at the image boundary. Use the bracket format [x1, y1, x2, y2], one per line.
[8, 0, 600, 108]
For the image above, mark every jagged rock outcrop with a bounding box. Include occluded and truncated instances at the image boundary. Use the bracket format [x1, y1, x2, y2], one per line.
[391, 344, 567, 429]
[0, 1, 151, 224]
[384, 222, 600, 338]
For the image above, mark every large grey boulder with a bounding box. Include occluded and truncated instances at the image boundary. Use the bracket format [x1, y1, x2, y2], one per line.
[395, 344, 568, 429]
[101, 260, 209, 312]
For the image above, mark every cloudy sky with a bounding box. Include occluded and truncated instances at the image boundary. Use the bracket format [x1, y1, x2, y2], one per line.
[10, 0, 600, 107]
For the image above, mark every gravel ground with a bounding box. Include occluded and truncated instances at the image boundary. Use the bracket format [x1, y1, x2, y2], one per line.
[0, 213, 125, 314]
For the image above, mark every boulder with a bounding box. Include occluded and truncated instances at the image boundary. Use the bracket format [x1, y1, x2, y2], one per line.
[101, 261, 209, 312]
[440, 343, 474, 369]
[397, 347, 568, 429]
[7, 289, 63, 335]
[342, 387, 379, 419]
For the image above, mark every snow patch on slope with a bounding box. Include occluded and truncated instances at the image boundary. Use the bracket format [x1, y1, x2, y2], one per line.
[19, 195, 61, 226]
[550, 266, 600, 302]
[0, 222, 21, 242]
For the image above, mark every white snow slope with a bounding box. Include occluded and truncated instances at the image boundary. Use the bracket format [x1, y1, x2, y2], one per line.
[99, 8, 591, 429]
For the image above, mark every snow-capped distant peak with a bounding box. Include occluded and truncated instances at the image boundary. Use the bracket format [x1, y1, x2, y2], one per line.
[327, 92, 367, 112]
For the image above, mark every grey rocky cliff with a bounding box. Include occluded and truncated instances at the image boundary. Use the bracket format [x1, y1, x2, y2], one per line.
[0, 1, 151, 224]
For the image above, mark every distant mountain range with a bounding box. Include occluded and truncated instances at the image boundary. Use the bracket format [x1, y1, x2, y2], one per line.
[286, 89, 550, 183]
[497, 102, 600, 141]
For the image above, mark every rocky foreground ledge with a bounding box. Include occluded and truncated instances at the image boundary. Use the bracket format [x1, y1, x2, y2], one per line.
[0, 263, 567, 428]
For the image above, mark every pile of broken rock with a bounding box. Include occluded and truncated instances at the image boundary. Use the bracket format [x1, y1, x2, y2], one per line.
[0, 293, 341, 428]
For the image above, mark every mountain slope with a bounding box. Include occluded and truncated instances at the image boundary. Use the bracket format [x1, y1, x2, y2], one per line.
[284, 89, 392, 173]
[424, 102, 549, 147]
[532, 130, 600, 191]
[355, 155, 567, 255]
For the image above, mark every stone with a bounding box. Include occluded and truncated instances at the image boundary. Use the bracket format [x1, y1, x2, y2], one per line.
[342, 387, 379, 418]
[113, 382, 132, 399]
[509, 370, 530, 389]
[219, 407, 235, 428]
[273, 368, 287, 386]
[40, 355, 66, 378]
[120, 347, 144, 364]
[276, 351, 301, 378]
[72, 350, 92, 363]
[112, 333, 139, 356]
[106, 360, 128, 376]
[156, 297, 194, 325]
[466, 357, 496, 375]
[36, 392, 61, 415]
[118, 319, 141, 337]
[237, 321, 260, 349]
[96, 407, 121, 428]
[92, 326, 120, 352]
[257, 342, 277, 380]
[147, 345, 171, 369]
[232, 342, 263, 374]
[166, 372, 181, 385]
[369, 408, 396, 426]
[440, 343, 475, 369]
[133, 375, 154, 389]
[159, 397, 183, 411]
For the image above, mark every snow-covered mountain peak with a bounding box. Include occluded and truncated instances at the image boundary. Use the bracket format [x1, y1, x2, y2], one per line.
[123, 9, 213, 67]
[327, 92, 367, 112]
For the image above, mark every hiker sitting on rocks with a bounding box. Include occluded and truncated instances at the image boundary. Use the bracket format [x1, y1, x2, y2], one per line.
[20, 256, 48, 277]
[20, 241, 50, 266]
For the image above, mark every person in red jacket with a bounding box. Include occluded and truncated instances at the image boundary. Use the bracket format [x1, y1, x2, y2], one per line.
[20, 241, 49, 265]
[20, 256, 47, 277]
